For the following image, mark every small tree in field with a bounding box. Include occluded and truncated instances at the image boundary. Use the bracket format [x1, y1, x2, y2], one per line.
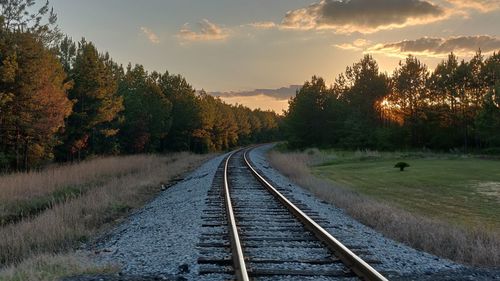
[395, 162, 410, 171]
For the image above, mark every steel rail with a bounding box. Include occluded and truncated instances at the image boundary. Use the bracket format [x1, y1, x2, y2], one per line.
[243, 149, 389, 281]
[224, 151, 251, 281]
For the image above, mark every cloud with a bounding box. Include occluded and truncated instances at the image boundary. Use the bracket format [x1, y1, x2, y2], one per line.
[447, 0, 500, 13]
[248, 21, 278, 29]
[366, 35, 500, 58]
[177, 19, 229, 42]
[140, 27, 160, 44]
[210, 85, 301, 100]
[281, 0, 448, 34]
[334, 38, 371, 51]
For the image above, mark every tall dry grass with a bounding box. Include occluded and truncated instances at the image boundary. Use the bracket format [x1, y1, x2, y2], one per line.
[268, 150, 500, 267]
[0, 253, 116, 281]
[0, 155, 175, 202]
[0, 153, 211, 266]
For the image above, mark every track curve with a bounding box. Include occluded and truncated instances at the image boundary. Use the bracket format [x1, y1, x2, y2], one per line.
[199, 148, 389, 281]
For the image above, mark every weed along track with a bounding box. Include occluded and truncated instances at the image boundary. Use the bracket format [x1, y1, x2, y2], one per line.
[198, 148, 388, 281]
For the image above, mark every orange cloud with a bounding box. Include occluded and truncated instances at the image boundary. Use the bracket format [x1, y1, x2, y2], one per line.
[140, 27, 160, 44]
[334, 39, 371, 51]
[248, 21, 277, 29]
[447, 0, 500, 13]
[177, 19, 229, 42]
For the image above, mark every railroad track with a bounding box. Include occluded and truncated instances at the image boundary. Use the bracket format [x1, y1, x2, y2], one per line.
[198, 148, 389, 281]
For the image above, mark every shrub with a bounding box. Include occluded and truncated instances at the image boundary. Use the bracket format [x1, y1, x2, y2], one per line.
[395, 162, 410, 171]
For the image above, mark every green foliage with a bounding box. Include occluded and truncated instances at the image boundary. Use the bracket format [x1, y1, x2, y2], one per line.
[285, 76, 330, 148]
[159, 71, 200, 151]
[285, 55, 390, 150]
[56, 39, 123, 161]
[285, 52, 500, 153]
[394, 162, 410, 171]
[118, 65, 172, 153]
[476, 91, 500, 147]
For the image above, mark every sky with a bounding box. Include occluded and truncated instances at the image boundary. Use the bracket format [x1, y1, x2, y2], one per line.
[50, 0, 500, 113]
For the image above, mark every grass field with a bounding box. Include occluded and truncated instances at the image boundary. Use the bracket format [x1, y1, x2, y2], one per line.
[313, 151, 500, 230]
[268, 149, 500, 267]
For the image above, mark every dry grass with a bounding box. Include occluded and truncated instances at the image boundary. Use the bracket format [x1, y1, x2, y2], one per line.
[0, 153, 212, 272]
[0, 155, 181, 225]
[268, 150, 500, 267]
[0, 253, 117, 281]
[0, 155, 177, 202]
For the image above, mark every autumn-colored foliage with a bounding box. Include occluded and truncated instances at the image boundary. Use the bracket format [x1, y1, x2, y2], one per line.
[0, 27, 72, 170]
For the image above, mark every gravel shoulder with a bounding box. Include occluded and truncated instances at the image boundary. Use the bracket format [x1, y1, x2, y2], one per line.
[248, 144, 499, 280]
[88, 153, 228, 280]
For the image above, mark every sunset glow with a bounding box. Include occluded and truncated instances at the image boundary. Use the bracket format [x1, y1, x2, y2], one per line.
[48, 0, 499, 112]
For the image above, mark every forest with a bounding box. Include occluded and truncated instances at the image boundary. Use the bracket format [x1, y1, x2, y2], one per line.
[285, 52, 500, 152]
[2, 1, 499, 172]
[0, 1, 280, 171]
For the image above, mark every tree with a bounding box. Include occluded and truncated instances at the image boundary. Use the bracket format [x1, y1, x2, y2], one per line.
[476, 52, 500, 149]
[192, 91, 216, 153]
[58, 36, 76, 73]
[57, 39, 123, 161]
[0, 28, 72, 170]
[0, 0, 59, 44]
[427, 53, 461, 148]
[285, 76, 329, 148]
[233, 105, 252, 144]
[395, 162, 410, 171]
[338, 55, 389, 148]
[391, 55, 429, 146]
[476, 92, 500, 148]
[159, 72, 200, 151]
[119, 65, 172, 153]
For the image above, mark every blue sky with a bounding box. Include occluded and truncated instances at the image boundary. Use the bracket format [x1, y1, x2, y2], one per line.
[50, 0, 500, 112]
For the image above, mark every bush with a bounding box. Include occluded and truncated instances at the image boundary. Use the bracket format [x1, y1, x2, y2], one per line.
[480, 147, 500, 155]
[394, 162, 410, 171]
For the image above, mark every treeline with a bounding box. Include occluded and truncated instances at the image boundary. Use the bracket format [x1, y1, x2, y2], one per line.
[0, 1, 279, 171]
[285, 52, 500, 152]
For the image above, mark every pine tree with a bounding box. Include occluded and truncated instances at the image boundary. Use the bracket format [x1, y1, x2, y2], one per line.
[119, 64, 172, 153]
[0, 29, 72, 169]
[57, 39, 123, 161]
[285, 76, 329, 148]
[159, 72, 201, 151]
[391, 55, 429, 146]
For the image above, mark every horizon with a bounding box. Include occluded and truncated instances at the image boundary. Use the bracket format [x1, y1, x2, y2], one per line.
[50, 0, 500, 113]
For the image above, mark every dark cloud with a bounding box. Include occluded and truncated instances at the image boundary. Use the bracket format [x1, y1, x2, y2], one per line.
[368, 35, 500, 57]
[282, 0, 446, 33]
[210, 85, 301, 100]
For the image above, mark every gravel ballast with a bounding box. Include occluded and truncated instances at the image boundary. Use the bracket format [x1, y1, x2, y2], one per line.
[248, 145, 500, 280]
[91, 154, 228, 280]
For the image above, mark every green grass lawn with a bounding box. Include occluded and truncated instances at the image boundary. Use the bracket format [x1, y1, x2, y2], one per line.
[313, 152, 500, 229]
